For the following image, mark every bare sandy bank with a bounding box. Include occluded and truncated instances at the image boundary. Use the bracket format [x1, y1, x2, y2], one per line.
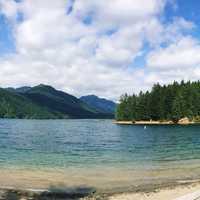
[3, 181, 200, 200]
[3, 165, 200, 192]
[108, 182, 200, 200]
[2, 168, 200, 199]
[0, 170, 200, 200]
[114, 120, 173, 125]
[114, 119, 197, 125]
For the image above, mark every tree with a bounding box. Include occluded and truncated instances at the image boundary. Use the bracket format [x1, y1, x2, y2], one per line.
[115, 80, 200, 122]
[171, 92, 185, 122]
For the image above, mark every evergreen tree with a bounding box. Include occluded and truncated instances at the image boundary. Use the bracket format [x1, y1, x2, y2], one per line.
[116, 80, 200, 122]
[172, 92, 185, 122]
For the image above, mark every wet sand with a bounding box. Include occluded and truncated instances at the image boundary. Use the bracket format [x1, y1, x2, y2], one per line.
[1, 179, 200, 200]
[1, 167, 200, 199]
[1, 166, 200, 191]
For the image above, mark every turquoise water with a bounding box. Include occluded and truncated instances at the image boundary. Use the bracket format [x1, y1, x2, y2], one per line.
[1, 119, 200, 189]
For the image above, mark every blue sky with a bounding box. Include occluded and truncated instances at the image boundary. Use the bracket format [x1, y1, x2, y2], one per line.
[0, 0, 197, 56]
[0, 0, 199, 100]
[164, 0, 200, 35]
[0, 13, 15, 55]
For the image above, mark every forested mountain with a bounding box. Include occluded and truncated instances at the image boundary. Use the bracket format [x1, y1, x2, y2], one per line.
[0, 84, 114, 119]
[116, 81, 200, 122]
[15, 86, 32, 93]
[80, 95, 116, 114]
[0, 88, 56, 119]
[22, 84, 105, 118]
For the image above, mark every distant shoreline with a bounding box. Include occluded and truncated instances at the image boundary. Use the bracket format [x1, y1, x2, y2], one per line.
[114, 119, 199, 125]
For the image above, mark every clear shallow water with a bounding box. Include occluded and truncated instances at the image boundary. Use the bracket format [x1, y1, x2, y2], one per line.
[1, 119, 200, 190]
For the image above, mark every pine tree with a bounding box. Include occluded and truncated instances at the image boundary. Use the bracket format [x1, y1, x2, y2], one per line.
[116, 80, 200, 122]
[172, 92, 185, 122]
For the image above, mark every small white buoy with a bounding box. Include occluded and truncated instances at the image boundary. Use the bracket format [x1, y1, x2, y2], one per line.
[144, 125, 147, 129]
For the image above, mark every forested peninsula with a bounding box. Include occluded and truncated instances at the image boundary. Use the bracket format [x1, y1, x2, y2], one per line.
[116, 81, 200, 123]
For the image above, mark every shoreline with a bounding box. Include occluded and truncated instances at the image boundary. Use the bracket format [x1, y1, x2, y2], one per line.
[3, 165, 200, 191]
[107, 181, 200, 200]
[0, 166, 200, 199]
[1, 179, 200, 199]
[114, 120, 199, 125]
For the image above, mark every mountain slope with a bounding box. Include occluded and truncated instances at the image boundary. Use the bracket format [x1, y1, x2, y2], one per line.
[0, 88, 57, 119]
[80, 95, 116, 114]
[1, 85, 114, 119]
[21, 85, 113, 118]
[15, 86, 32, 93]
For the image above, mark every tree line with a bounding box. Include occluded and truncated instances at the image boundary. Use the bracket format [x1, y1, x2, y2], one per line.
[116, 81, 200, 122]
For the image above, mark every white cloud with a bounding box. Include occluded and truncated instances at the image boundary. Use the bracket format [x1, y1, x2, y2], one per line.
[145, 17, 195, 47]
[72, 0, 165, 27]
[95, 26, 144, 67]
[0, 0, 18, 19]
[147, 37, 200, 69]
[144, 34, 200, 87]
[0, 0, 199, 100]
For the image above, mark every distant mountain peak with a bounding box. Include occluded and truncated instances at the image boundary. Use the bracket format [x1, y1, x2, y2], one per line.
[35, 84, 55, 90]
[80, 95, 116, 114]
[37, 84, 52, 88]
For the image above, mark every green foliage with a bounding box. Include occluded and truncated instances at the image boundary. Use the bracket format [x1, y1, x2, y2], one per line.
[0, 88, 56, 119]
[116, 94, 134, 120]
[0, 85, 113, 119]
[171, 92, 185, 122]
[23, 84, 113, 119]
[116, 81, 200, 121]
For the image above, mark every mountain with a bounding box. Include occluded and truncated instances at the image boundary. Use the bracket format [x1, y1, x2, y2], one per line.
[0, 88, 56, 119]
[1, 85, 114, 119]
[80, 95, 116, 114]
[22, 84, 101, 118]
[15, 86, 32, 93]
[5, 86, 31, 93]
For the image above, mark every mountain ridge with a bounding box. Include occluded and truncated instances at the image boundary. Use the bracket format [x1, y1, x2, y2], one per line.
[80, 95, 116, 114]
[1, 84, 114, 119]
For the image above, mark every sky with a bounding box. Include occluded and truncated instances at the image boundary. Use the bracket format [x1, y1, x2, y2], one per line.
[0, 0, 200, 100]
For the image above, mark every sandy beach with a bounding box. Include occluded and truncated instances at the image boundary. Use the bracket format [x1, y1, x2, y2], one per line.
[1, 180, 200, 200]
[0, 168, 200, 200]
[114, 119, 197, 125]
[108, 182, 200, 200]
[2, 164, 200, 192]
[114, 120, 173, 125]
[0, 166, 200, 199]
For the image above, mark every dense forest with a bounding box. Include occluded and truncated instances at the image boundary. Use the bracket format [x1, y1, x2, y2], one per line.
[116, 81, 200, 122]
[0, 88, 56, 119]
[0, 85, 114, 119]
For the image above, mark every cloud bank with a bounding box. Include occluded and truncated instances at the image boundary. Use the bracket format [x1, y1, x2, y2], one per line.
[0, 0, 199, 100]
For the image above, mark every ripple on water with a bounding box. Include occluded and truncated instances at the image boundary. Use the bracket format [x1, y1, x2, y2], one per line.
[0, 119, 200, 190]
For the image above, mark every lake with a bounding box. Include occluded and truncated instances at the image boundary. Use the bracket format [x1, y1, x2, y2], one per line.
[0, 119, 200, 191]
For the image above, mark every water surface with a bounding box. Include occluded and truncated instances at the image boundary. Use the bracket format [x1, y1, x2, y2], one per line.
[0, 119, 200, 191]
